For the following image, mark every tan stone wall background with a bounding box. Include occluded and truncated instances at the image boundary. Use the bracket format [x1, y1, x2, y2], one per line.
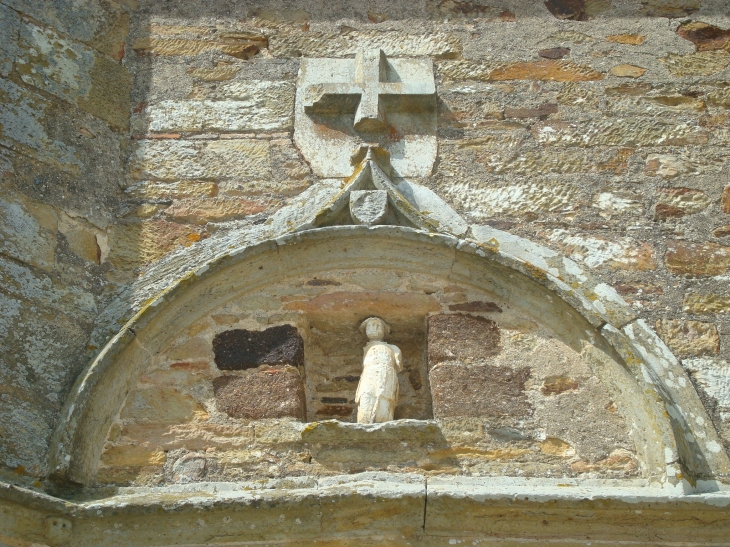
[2, 0, 730, 485]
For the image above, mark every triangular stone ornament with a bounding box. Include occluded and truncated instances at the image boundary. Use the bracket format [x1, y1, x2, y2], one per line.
[304, 145, 443, 232]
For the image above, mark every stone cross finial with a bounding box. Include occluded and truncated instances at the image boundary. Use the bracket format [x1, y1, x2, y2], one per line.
[295, 49, 437, 177]
[303, 48, 436, 133]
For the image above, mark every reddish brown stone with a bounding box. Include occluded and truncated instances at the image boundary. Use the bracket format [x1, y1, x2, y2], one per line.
[541, 375, 579, 395]
[723, 186, 730, 214]
[213, 367, 305, 420]
[539, 47, 570, 59]
[428, 314, 501, 366]
[677, 21, 730, 52]
[430, 363, 531, 418]
[640, 0, 701, 18]
[448, 301, 503, 313]
[654, 203, 687, 220]
[543, 0, 588, 21]
[504, 103, 558, 119]
[665, 240, 730, 276]
[213, 325, 304, 371]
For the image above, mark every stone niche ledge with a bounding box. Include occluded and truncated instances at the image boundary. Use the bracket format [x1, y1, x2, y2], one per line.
[301, 419, 442, 445]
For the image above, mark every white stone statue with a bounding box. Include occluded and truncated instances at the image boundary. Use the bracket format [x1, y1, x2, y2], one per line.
[355, 317, 403, 423]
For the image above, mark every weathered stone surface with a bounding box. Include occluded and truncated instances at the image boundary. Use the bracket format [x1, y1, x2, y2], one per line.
[660, 51, 730, 77]
[106, 220, 205, 271]
[682, 358, 730, 424]
[640, 0, 701, 17]
[684, 294, 730, 314]
[654, 187, 711, 219]
[535, 118, 708, 147]
[541, 375, 579, 395]
[723, 186, 730, 214]
[606, 34, 646, 45]
[171, 452, 207, 483]
[504, 103, 558, 119]
[546, 230, 656, 270]
[143, 82, 294, 132]
[665, 240, 730, 276]
[448, 301, 502, 313]
[213, 325, 304, 370]
[120, 387, 206, 424]
[125, 180, 218, 201]
[133, 33, 266, 59]
[709, 88, 730, 108]
[0, 192, 58, 271]
[428, 314, 501, 365]
[713, 225, 730, 237]
[213, 366, 305, 420]
[16, 21, 131, 129]
[164, 197, 267, 224]
[3, 0, 130, 59]
[58, 212, 101, 264]
[610, 64, 647, 78]
[0, 78, 81, 172]
[655, 319, 720, 358]
[645, 154, 687, 178]
[270, 30, 461, 58]
[430, 363, 531, 418]
[439, 60, 602, 82]
[677, 21, 730, 51]
[0, 4, 20, 78]
[440, 180, 580, 217]
[543, 0, 611, 21]
[128, 139, 270, 181]
[186, 66, 240, 81]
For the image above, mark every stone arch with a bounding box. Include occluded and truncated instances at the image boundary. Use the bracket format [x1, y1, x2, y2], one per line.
[46, 225, 729, 488]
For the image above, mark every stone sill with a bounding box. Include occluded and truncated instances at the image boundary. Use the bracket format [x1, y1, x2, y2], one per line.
[300, 419, 442, 445]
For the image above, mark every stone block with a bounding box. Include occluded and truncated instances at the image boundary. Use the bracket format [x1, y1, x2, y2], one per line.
[546, 230, 656, 271]
[133, 33, 266, 59]
[654, 187, 711, 219]
[430, 363, 531, 418]
[610, 64, 647, 78]
[269, 30, 461, 58]
[106, 220, 204, 271]
[142, 81, 294, 132]
[677, 21, 730, 51]
[213, 325, 304, 370]
[539, 47, 570, 59]
[163, 197, 267, 224]
[213, 367, 304, 420]
[606, 34, 646, 45]
[665, 240, 730, 276]
[535, 118, 708, 147]
[3, 0, 129, 60]
[439, 60, 603, 82]
[661, 51, 730, 77]
[723, 186, 730, 214]
[683, 294, 730, 314]
[128, 139, 270, 182]
[187, 66, 240, 81]
[125, 181, 219, 201]
[120, 387, 206, 424]
[428, 314, 501, 365]
[543, 0, 611, 20]
[713, 225, 730, 237]
[0, 192, 58, 271]
[16, 21, 131, 129]
[655, 319, 720, 358]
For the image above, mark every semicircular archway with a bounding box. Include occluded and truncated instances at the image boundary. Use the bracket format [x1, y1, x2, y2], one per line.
[47, 226, 729, 488]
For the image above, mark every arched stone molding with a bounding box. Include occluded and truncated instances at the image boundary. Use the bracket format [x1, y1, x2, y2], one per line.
[46, 225, 729, 489]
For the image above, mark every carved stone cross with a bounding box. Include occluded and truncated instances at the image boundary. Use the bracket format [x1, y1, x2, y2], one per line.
[294, 49, 437, 177]
[303, 49, 436, 133]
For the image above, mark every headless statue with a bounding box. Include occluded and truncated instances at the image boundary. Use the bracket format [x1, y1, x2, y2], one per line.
[355, 317, 403, 423]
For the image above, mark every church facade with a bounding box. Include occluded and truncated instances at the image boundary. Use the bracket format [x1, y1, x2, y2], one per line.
[1, 0, 730, 545]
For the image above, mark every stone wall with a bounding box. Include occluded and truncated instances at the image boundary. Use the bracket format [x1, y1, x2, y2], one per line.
[2, 0, 730, 487]
[0, 0, 131, 479]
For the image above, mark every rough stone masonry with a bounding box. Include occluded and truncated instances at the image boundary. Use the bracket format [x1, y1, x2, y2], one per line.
[2, 0, 730, 545]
